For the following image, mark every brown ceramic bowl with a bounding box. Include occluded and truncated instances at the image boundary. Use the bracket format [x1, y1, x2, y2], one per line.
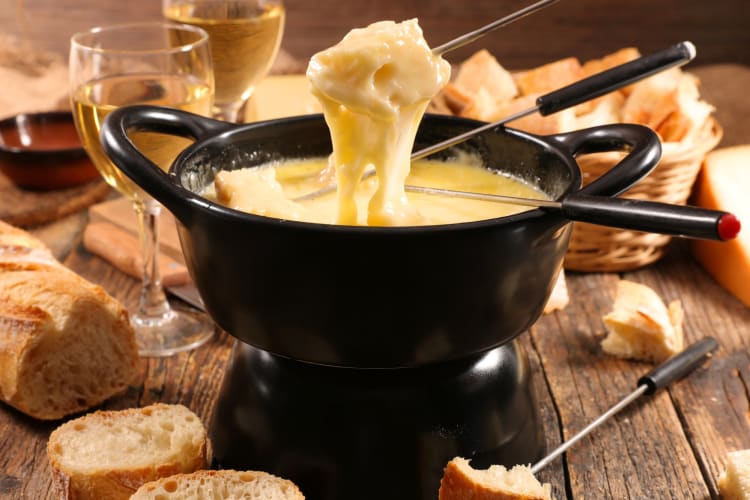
[0, 111, 100, 190]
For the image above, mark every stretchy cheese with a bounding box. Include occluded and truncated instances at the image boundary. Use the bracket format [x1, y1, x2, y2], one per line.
[306, 19, 451, 225]
[692, 145, 750, 307]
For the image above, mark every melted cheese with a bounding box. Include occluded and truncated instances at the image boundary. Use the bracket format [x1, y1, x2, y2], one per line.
[213, 157, 549, 226]
[306, 19, 451, 226]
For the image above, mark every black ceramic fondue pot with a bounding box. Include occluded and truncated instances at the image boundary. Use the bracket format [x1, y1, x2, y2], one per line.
[102, 107, 667, 500]
[101, 106, 668, 368]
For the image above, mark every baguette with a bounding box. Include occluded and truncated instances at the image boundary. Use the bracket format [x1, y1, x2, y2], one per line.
[47, 403, 211, 500]
[0, 220, 138, 420]
[130, 469, 305, 499]
[439, 457, 552, 500]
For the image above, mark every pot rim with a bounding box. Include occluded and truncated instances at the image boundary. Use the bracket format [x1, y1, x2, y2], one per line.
[169, 113, 579, 234]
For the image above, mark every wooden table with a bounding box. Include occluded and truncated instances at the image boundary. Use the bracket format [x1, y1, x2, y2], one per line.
[1, 64, 749, 500]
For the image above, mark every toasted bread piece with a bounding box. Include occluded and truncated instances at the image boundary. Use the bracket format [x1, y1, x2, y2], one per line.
[47, 404, 211, 500]
[581, 47, 641, 95]
[433, 82, 474, 115]
[581, 47, 641, 79]
[131, 469, 305, 500]
[454, 49, 518, 104]
[653, 72, 714, 142]
[439, 457, 552, 500]
[574, 91, 625, 129]
[621, 67, 713, 142]
[719, 449, 750, 500]
[601, 280, 684, 363]
[215, 167, 306, 221]
[514, 57, 582, 96]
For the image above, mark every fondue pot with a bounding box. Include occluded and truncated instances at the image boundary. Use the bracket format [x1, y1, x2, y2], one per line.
[102, 106, 691, 499]
[101, 106, 673, 368]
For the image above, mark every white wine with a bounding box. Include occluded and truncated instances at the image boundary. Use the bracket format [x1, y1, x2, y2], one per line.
[72, 74, 212, 200]
[164, 2, 285, 116]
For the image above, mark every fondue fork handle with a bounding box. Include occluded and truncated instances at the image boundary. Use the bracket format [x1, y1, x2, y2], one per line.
[537, 41, 695, 115]
[559, 194, 741, 241]
[411, 41, 695, 161]
[530, 337, 719, 475]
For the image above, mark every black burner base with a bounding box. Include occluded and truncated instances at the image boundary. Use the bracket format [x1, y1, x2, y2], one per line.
[211, 340, 544, 500]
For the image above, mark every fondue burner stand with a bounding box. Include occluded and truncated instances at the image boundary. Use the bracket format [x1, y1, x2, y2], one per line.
[211, 338, 545, 500]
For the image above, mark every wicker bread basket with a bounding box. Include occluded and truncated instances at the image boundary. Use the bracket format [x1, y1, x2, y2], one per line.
[564, 117, 722, 272]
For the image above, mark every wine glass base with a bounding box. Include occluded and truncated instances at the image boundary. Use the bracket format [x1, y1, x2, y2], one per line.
[131, 303, 215, 357]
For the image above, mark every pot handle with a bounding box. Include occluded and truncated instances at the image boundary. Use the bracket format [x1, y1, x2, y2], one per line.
[547, 123, 662, 197]
[100, 105, 234, 218]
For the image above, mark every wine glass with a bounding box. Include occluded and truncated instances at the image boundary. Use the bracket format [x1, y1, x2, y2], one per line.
[69, 22, 216, 356]
[162, 0, 285, 122]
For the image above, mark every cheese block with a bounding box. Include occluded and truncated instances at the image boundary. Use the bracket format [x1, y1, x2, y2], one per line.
[692, 145, 750, 306]
[245, 75, 321, 122]
[719, 449, 750, 500]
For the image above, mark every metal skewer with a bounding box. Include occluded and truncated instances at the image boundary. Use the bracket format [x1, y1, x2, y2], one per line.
[529, 337, 719, 474]
[431, 0, 560, 56]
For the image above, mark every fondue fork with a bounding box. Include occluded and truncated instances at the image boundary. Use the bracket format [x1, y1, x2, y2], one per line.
[411, 40, 695, 160]
[529, 337, 719, 474]
[295, 41, 696, 202]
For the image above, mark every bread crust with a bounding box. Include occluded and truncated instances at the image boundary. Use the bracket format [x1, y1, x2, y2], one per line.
[131, 469, 306, 499]
[47, 404, 211, 500]
[439, 458, 551, 500]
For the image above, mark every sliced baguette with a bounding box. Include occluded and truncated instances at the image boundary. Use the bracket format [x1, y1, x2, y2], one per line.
[130, 469, 305, 500]
[439, 457, 552, 500]
[47, 403, 211, 500]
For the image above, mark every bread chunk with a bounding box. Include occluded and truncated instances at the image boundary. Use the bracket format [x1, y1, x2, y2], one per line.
[439, 457, 552, 500]
[0, 221, 138, 420]
[453, 49, 518, 104]
[601, 280, 684, 363]
[430, 47, 713, 141]
[131, 469, 305, 500]
[47, 403, 211, 500]
[719, 450, 750, 500]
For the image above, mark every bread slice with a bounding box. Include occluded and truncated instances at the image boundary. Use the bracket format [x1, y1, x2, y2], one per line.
[719, 449, 750, 500]
[439, 457, 552, 500]
[47, 403, 211, 500]
[601, 280, 684, 363]
[130, 469, 305, 499]
[0, 221, 139, 420]
[513, 56, 582, 96]
[453, 49, 518, 104]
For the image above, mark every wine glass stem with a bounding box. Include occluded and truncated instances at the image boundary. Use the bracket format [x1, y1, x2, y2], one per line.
[134, 199, 172, 322]
[213, 100, 246, 123]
